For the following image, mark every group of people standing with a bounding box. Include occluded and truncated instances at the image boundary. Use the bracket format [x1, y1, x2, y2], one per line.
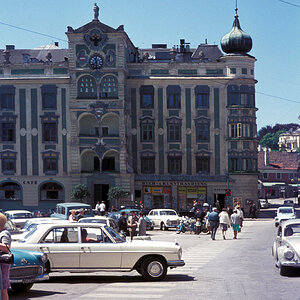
[207, 204, 244, 240]
[118, 211, 147, 241]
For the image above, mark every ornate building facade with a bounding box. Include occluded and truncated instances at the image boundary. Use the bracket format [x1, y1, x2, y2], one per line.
[0, 5, 258, 212]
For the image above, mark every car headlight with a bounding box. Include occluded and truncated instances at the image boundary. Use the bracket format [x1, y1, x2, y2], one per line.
[41, 253, 48, 263]
[283, 248, 294, 260]
[166, 219, 170, 225]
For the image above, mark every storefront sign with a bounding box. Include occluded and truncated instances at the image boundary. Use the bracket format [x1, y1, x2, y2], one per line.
[187, 187, 198, 198]
[144, 187, 151, 194]
[152, 187, 163, 194]
[23, 181, 37, 185]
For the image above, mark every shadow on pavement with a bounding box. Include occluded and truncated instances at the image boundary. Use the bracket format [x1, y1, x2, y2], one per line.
[9, 289, 65, 300]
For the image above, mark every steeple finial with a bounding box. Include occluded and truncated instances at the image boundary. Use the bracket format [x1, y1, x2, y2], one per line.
[93, 3, 99, 21]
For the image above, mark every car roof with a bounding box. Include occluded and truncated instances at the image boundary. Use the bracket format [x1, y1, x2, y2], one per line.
[278, 206, 294, 210]
[5, 210, 32, 214]
[56, 203, 92, 208]
[36, 222, 106, 230]
[150, 209, 176, 211]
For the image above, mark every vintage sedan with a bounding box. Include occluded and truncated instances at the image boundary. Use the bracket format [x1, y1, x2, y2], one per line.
[147, 209, 180, 230]
[274, 206, 296, 227]
[5, 210, 34, 228]
[272, 219, 300, 276]
[12, 223, 184, 281]
[10, 249, 49, 292]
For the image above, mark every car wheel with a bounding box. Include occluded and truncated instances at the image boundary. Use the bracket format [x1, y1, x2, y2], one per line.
[11, 283, 34, 292]
[279, 265, 289, 276]
[141, 257, 167, 281]
[161, 223, 168, 231]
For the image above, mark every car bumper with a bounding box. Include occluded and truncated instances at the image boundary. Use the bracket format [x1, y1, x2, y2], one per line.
[10, 273, 49, 284]
[167, 260, 185, 268]
[281, 261, 300, 267]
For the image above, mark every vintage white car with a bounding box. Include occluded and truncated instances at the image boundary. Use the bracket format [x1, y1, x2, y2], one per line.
[274, 206, 296, 227]
[12, 223, 184, 281]
[5, 210, 34, 228]
[147, 209, 180, 230]
[272, 219, 300, 276]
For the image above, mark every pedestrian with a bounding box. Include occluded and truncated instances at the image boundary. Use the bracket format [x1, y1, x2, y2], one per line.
[68, 209, 77, 222]
[195, 218, 201, 235]
[231, 209, 240, 239]
[99, 201, 106, 216]
[118, 211, 127, 236]
[127, 211, 138, 241]
[219, 208, 231, 240]
[0, 213, 11, 300]
[138, 212, 147, 236]
[95, 201, 100, 214]
[204, 209, 211, 235]
[236, 205, 244, 232]
[208, 207, 219, 240]
[76, 209, 85, 221]
[249, 201, 257, 219]
[226, 205, 233, 217]
[216, 200, 221, 212]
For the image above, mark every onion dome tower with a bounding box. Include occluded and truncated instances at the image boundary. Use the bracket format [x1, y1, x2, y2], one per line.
[221, 7, 252, 55]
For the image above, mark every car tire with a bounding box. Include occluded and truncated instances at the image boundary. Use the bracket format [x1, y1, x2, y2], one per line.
[279, 265, 289, 276]
[141, 257, 167, 281]
[11, 283, 34, 292]
[160, 222, 168, 231]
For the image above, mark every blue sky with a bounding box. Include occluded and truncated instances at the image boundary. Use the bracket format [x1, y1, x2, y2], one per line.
[0, 0, 299, 130]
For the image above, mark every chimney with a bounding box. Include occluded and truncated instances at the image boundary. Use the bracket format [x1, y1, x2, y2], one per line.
[6, 45, 15, 50]
[54, 42, 59, 47]
[264, 148, 269, 166]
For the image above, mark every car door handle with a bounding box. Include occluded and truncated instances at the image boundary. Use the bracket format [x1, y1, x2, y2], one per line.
[81, 246, 91, 252]
[39, 246, 50, 252]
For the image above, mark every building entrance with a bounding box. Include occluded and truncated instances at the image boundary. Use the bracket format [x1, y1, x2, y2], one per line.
[94, 184, 110, 209]
[214, 193, 226, 211]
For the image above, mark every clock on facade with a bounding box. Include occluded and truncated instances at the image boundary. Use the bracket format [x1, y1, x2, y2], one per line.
[89, 55, 104, 69]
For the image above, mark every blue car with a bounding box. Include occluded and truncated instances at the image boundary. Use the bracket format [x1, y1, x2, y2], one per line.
[9, 249, 49, 292]
[51, 202, 94, 220]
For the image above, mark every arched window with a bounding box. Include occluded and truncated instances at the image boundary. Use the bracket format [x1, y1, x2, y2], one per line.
[40, 182, 63, 201]
[100, 76, 118, 99]
[77, 75, 97, 99]
[0, 182, 21, 200]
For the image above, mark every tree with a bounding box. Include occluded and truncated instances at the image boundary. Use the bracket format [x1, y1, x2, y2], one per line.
[259, 130, 286, 150]
[107, 186, 128, 207]
[258, 123, 300, 139]
[71, 184, 90, 203]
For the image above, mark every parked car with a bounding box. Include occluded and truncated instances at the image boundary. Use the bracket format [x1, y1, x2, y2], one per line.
[274, 206, 296, 227]
[78, 216, 118, 230]
[51, 203, 94, 220]
[283, 199, 296, 207]
[10, 248, 49, 292]
[272, 219, 300, 276]
[147, 209, 180, 230]
[5, 210, 34, 228]
[259, 199, 269, 209]
[12, 223, 184, 281]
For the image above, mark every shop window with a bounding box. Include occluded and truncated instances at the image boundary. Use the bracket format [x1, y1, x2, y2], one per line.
[0, 182, 21, 200]
[141, 157, 155, 174]
[40, 182, 63, 201]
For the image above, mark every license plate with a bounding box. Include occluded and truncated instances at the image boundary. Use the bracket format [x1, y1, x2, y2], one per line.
[23, 279, 34, 284]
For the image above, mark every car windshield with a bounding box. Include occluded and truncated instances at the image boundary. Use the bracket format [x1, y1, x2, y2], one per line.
[279, 208, 293, 214]
[68, 208, 92, 215]
[10, 213, 33, 219]
[79, 219, 106, 224]
[160, 211, 177, 216]
[104, 226, 126, 243]
[284, 224, 300, 236]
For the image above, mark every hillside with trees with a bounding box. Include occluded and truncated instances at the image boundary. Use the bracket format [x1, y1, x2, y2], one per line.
[258, 123, 300, 151]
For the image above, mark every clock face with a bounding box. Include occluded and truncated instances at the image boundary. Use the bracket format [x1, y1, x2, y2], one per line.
[89, 55, 103, 69]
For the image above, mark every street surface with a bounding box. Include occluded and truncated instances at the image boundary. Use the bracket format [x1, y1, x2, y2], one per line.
[9, 200, 300, 300]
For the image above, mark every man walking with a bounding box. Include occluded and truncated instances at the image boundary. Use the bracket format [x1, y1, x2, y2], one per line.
[127, 211, 138, 241]
[99, 201, 106, 216]
[231, 209, 240, 239]
[208, 207, 219, 240]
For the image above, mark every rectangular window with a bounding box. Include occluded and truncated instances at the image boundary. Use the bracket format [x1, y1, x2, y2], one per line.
[196, 94, 209, 108]
[1, 94, 14, 110]
[196, 157, 210, 173]
[263, 173, 268, 179]
[230, 158, 238, 172]
[249, 94, 255, 107]
[42, 93, 57, 110]
[168, 157, 182, 174]
[43, 123, 57, 142]
[102, 157, 115, 172]
[237, 123, 242, 137]
[141, 94, 153, 109]
[1, 123, 15, 142]
[240, 93, 248, 106]
[102, 127, 108, 137]
[196, 124, 209, 142]
[168, 123, 181, 142]
[44, 157, 57, 174]
[167, 94, 181, 109]
[230, 68, 236, 74]
[251, 69, 254, 75]
[242, 158, 251, 171]
[243, 141, 250, 149]
[141, 123, 154, 142]
[231, 141, 238, 149]
[2, 158, 15, 174]
[141, 157, 155, 174]
[229, 93, 239, 106]
[242, 68, 247, 74]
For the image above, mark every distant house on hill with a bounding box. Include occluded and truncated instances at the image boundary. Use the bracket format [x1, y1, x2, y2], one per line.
[258, 149, 300, 199]
[278, 128, 300, 152]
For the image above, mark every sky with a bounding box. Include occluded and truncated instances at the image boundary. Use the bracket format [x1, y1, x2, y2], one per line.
[0, 0, 299, 130]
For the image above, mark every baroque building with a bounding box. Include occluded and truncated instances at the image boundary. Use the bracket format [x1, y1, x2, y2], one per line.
[0, 5, 258, 212]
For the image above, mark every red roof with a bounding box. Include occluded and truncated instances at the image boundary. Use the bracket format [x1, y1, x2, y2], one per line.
[258, 151, 300, 171]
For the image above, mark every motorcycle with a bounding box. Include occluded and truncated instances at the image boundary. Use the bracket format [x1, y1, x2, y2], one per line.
[176, 218, 196, 234]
